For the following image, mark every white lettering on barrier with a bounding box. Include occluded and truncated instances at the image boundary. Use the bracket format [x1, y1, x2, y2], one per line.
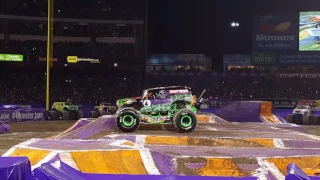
[0, 114, 10, 120]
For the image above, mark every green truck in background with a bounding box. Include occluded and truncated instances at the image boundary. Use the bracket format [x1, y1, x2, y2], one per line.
[47, 102, 83, 120]
[89, 102, 117, 118]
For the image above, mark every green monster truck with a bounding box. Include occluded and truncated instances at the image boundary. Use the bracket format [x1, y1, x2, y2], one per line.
[115, 86, 205, 133]
[89, 102, 117, 118]
[47, 102, 83, 120]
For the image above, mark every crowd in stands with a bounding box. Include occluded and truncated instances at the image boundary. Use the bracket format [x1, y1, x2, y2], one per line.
[0, 66, 320, 104]
[2, 21, 135, 37]
[0, 70, 143, 104]
[1, 0, 145, 20]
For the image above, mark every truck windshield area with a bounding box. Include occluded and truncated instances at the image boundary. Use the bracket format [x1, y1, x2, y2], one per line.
[297, 105, 307, 109]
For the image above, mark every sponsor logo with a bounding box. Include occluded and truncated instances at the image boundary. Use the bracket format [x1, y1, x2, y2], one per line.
[251, 52, 276, 65]
[169, 89, 189, 94]
[67, 56, 78, 63]
[255, 34, 294, 41]
[259, 14, 292, 33]
[11, 111, 44, 122]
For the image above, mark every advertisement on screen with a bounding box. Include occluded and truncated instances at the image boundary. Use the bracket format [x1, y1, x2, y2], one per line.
[252, 13, 299, 51]
[299, 11, 320, 51]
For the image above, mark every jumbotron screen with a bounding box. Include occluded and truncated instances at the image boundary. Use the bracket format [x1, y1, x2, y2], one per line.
[299, 11, 320, 51]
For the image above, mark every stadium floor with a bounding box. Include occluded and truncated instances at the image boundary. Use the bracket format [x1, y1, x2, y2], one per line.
[1, 120, 320, 157]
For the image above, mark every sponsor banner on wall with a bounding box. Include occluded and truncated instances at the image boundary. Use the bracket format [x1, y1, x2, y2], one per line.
[252, 13, 299, 50]
[297, 100, 320, 109]
[252, 51, 320, 65]
[67, 56, 101, 63]
[273, 99, 297, 108]
[0, 108, 45, 122]
[223, 54, 251, 65]
[279, 73, 320, 78]
[39, 57, 58, 62]
[0, 54, 24, 62]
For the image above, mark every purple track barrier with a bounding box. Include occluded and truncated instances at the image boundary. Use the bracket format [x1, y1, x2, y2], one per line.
[0, 157, 31, 180]
[57, 116, 116, 139]
[32, 156, 258, 180]
[0, 122, 10, 134]
[213, 101, 263, 122]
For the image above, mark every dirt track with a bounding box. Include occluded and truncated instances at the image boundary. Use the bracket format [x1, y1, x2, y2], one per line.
[1, 120, 320, 156]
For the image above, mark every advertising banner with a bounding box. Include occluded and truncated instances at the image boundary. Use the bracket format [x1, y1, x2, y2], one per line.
[0, 54, 23, 62]
[251, 52, 276, 65]
[223, 54, 251, 65]
[297, 100, 320, 109]
[279, 73, 320, 78]
[0, 108, 45, 122]
[67, 56, 100, 63]
[252, 51, 320, 65]
[273, 99, 297, 108]
[39, 57, 58, 62]
[252, 13, 299, 50]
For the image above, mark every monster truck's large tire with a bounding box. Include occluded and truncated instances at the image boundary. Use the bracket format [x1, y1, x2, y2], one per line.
[61, 110, 70, 120]
[303, 115, 311, 125]
[173, 108, 197, 133]
[99, 110, 107, 116]
[77, 110, 83, 120]
[310, 115, 320, 125]
[89, 111, 99, 118]
[286, 114, 293, 123]
[47, 110, 59, 120]
[116, 108, 141, 132]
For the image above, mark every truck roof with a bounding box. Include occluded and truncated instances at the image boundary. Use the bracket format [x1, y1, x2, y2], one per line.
[146, 86, 191, 91]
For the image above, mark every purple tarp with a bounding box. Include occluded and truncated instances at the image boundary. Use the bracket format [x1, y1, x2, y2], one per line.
[0, 108, 45, 122]
[0, 157, 31, 180]
[32, 156, 258, 180]
[0, 122, 10, 134]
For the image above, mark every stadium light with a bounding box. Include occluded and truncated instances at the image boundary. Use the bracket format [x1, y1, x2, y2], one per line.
[230, 22, 239, 27]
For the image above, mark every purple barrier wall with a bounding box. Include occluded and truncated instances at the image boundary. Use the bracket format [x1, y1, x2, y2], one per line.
[0, 108, 45, 122]
[212, 101, 263, 123]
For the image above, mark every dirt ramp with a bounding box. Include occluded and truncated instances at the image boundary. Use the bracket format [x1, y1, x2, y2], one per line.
[56, 115, 117, 139]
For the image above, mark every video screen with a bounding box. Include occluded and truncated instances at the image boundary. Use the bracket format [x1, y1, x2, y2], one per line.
[299, 12, 320, 51]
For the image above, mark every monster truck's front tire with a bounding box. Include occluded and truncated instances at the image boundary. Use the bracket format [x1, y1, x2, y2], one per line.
[90, 111, 99, 118]
[61, 110, 70, 120]
[310, 115, 319, 125]
[47, 110, 59, 120]
[303, 115, 311, 125]
[99, 110, 107, 116]
[286, 114, 293, 123]
[116, 108, 141, 132]
[173, 108, 197, 133]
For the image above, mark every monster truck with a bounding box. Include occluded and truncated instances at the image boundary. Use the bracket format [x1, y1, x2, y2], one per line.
[47, 102, 83, 120]
[115, 86, 205, 133]
[89, 102, 117, 118]
[286, 105, 319, 125]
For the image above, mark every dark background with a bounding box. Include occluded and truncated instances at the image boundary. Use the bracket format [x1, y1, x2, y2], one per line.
[148, 0, 320, 68]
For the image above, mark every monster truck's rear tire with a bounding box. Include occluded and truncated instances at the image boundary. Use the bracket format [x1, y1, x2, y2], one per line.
[303, 115, 311, 125]
[286, 114, 293, 123]
[77, 110, 83, 120]
[89, 111, 99, 118]
[47, 110, 58, 120]
[99, 110, 107, 116]
[116, 108, 140, 132]
[61, 110, 70, 120]
[173, 108, 197, 133]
